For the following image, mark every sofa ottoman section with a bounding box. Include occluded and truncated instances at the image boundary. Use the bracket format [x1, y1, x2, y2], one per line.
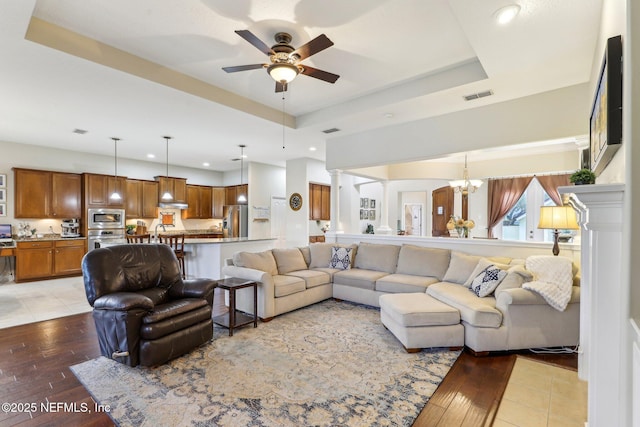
[379, 293, 464, 353]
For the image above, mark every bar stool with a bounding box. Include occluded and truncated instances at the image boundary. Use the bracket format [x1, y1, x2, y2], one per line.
[158, 234, 186, 278]
[126, 234, 151, 243]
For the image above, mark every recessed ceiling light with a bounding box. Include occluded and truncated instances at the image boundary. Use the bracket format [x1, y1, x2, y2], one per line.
[384, 113, 394, 119]
[203, 162, 210, 167]
[147, 154, 155, 159]
[495, 4, 521, 25]
[309, 146, 317, 152]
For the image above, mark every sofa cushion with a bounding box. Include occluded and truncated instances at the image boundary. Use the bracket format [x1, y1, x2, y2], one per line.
[233, 250, 278, 276]
[333, 269, 389, 291]
[494, 264, 533, 298]
[353, 242, 401, 273]
[426, 282, 503, 328]
[298, 246, 311, 266]
[375, 274, 439, 293]
[272, 248, 308, 274]
[395, 244, 450, 280]
[470, 265, 508, 297]
[273, 275, 306, 297]
[311, 267, 342, 281]
[442, 251, 483, 285]
[285, 269, 331, 289]
[379, 293, 460, 327]
[309, 243, 357, 269]
[329, 246, 352, 270]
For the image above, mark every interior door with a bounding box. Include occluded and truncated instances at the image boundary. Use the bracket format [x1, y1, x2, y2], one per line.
[404, 204, 423, 236]
[432, 186, 454, 237]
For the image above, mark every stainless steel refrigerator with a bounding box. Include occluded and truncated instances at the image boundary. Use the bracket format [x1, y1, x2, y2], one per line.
[222, 205, 248, 238]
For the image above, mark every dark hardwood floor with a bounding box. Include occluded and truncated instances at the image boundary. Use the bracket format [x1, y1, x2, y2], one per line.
[0, 289, 577, 426]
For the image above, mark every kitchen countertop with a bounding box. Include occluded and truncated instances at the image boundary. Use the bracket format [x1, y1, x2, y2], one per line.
[183, 237, 274, 244]
[13, 235, 87, 242]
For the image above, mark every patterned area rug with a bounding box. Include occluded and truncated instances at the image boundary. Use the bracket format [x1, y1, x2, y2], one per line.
[71, 300, 460, 426]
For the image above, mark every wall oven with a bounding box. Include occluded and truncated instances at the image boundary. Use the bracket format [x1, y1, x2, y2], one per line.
[87, 208, 126, 251]
[87, 208, 125, 229]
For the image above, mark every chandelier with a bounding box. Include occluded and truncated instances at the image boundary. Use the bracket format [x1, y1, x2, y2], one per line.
[449, 155, 483, 195]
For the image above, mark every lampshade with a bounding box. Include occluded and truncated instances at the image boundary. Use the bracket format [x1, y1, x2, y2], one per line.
[267, 63, 299, 84]
[538, 206, 579, 230]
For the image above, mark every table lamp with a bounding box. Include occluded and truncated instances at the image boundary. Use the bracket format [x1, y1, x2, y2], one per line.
[538, 206, 580, 256]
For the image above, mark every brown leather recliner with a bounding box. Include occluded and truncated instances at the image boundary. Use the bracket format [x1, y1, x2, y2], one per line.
[82, 244, 217, 367]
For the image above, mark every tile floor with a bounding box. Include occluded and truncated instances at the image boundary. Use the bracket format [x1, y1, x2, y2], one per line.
[494, 356, 588, 427]
[0, 276, 91, 329]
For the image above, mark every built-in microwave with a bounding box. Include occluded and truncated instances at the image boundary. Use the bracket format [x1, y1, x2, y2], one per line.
[87, 208, 125, 229]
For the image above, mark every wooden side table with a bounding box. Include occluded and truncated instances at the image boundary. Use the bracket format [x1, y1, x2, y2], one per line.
[213, 277, 258, 336]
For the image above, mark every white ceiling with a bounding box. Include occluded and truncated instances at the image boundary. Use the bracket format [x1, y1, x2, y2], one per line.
[0, 0, 601, 172]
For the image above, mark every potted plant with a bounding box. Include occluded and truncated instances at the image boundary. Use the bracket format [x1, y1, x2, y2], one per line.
[569, 168, 596, 185]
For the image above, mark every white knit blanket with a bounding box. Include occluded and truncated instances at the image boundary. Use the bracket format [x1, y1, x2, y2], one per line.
[522, 255, 574, 311]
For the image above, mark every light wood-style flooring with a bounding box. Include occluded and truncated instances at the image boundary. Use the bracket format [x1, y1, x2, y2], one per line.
[0, 288, 577, 426]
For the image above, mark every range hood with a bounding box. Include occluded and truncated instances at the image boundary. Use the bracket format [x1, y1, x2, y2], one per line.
[158, 201, 188, 209]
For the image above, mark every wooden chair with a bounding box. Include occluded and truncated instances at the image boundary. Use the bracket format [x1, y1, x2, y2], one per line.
[158, 234, 186, 278]
[126, 234, 151, 243]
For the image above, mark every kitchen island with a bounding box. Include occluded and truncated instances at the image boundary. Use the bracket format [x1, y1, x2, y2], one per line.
[183, 237, 276, 280]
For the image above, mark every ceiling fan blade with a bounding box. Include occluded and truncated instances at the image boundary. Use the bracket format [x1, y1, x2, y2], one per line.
[222, 64, 266, 73]
[275, 81, 288, 93]
[235, 30, 274, 56]
[292, 34, 334, 60]
[300, 65, 340, 84]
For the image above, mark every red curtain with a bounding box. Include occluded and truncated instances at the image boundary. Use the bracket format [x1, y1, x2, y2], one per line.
[536, 174, 571, 206]
[487, 177, 533, 238]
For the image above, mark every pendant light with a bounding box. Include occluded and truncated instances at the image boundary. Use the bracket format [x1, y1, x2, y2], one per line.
[109, 137, 122, 200]
[237, 144, 247, 203]
[449, 155, 483, 195]
[161, 136, 173, 200]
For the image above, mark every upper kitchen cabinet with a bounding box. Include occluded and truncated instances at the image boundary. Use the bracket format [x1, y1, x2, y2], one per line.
[155, 176, 187, 205]
[83, 173, 126, 208]
[309, 183, 330, 221]
[126, 179, 158, 218]
[14, 168, 82, 218]
[225, 184, 248, 206]
[212, 187, 225, 218]
[182, 185, 213, 219]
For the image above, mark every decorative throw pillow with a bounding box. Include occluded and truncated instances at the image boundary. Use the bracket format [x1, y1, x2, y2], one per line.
[329, 246, 352, 270]
[471, 265, 508, 297]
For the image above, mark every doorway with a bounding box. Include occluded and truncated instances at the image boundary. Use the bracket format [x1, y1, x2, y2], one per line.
[432, 186, 454, 236]
[404, 204, 423, 236]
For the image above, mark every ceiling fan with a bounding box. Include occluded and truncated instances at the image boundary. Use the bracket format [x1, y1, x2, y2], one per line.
[222, 30, 340, 92]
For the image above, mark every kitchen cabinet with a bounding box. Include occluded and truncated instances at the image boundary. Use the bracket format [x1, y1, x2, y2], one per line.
[182, 185, 213, 219]
[225, 184, 248, 206]
[15, 239, 85, 282]
[126, 179, 158, 218]
[14, 168, 82, 218]
[156, 176, 187, 204]
[212, 187, 225, 218]
[309, 183, 331, 221]
[84, 173, 126, 208]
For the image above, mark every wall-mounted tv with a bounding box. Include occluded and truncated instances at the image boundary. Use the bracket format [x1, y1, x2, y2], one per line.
[589, 35, 623, 177]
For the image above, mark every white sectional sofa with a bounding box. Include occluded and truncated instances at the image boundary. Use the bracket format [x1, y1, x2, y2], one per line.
[221, 241, 580, 353]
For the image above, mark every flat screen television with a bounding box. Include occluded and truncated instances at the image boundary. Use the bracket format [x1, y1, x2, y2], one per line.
[0, 224, 13, 243]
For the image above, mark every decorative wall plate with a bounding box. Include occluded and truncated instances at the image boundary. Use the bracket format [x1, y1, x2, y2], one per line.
[289, 192, 303, 211]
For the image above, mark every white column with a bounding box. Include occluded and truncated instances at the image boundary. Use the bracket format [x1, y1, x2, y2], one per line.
[329, 169, 342, 235]
[561, 184, 626, 427]
[376, 180, 392, 235]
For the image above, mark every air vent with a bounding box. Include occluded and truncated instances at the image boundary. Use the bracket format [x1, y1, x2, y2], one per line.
[72, 128, 88, 134]
[463, 90, 493, 101]
[322, 128, 341, 134]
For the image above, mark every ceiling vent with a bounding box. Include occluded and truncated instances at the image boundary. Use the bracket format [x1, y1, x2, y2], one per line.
[463, 90, 493, 101]
[322, 127, 341, 134]
[72, 128, 88, 134]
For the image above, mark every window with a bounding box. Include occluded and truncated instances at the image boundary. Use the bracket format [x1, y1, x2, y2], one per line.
[495, 179, 559, 242]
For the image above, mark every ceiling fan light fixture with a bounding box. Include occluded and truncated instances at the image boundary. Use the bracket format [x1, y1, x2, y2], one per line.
[267, 63, 299, 84]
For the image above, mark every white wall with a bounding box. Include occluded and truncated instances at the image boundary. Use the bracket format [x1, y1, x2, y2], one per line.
[247, 161, 285, 239]
[285, 158, 310, 247]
